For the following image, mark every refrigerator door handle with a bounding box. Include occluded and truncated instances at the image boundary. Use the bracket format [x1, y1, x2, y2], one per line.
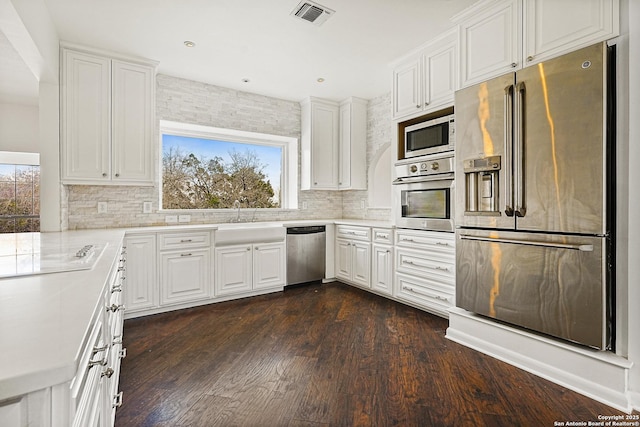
[514, 81, 526, 217]
[459, 234, 594, 252]
[504, 84, 514, 217]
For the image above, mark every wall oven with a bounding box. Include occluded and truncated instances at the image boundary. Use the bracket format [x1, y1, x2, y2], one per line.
[404, 114, 455, 158]
[393, 154, 454, 232]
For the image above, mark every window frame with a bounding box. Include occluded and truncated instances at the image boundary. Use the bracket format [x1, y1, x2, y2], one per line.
[0, 151, 40, 233]
[159, 120, 298, 210]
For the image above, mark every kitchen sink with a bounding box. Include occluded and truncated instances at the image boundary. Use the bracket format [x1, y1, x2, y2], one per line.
[215, 222, 285, 245]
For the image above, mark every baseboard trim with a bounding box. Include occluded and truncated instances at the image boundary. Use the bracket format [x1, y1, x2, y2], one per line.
[446, 307, 633, 413]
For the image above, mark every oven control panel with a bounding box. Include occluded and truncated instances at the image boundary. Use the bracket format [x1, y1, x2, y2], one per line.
[395, 155, 454, 178]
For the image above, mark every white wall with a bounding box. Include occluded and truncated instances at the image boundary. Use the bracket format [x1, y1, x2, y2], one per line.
[0, 103, 39, 152]
[1, 0, 60, 231]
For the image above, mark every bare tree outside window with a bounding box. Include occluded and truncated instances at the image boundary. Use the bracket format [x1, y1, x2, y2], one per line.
[0, 164, 40, 233]
[162, 135, 282, 210]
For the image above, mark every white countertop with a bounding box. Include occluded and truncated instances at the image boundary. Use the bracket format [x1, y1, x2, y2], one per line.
[0, 219, 394, 401]
[124, 218, 395, 234]
[0, 229, 126, 401]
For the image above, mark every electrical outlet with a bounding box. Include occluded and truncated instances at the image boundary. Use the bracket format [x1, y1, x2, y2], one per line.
[302, 201, 308, 210]
[360, 199, 366, 209]
[97, 202, 107, 214]
[165, 215, 178, 223]
[178, 214, 191, 223]
[143, 202, 152, 213]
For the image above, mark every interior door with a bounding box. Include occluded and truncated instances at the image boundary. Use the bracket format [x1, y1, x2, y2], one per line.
[515, 42, 607, 234]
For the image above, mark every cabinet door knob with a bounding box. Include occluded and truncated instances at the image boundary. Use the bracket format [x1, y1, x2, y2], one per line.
[102, 367, 115, 378]
[102, 173, 108, 177]
[511, 62, 517, 68]
[115, 173, 120, 177]
[527, 55, 534, 62]
[416, 104, 421, 108]
[425, 102, 429, 106]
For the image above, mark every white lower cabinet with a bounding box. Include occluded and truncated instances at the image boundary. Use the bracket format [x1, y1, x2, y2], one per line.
[215, 245, 253, 296]
[160, 249, 211, 305]
[158, 230, 212, 306]
[123, 234, 157, 313]
[394, 229, 455, 317]
[371, 228, 394, 296]
[253, 243, 286, 290]
[335, 225, 371, 289]
[215, 242, 285, 297]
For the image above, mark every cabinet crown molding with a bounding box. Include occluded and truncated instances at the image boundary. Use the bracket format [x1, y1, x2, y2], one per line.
[60, 41, 159, 69]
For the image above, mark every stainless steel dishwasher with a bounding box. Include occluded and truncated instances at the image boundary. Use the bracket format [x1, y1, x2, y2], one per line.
[286, 225, 326, 286]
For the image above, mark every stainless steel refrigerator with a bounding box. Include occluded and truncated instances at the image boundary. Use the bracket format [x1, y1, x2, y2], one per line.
[454, 42, 615, 350]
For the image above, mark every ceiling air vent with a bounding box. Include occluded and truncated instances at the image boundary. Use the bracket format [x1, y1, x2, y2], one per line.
[290, 1, 335, 26]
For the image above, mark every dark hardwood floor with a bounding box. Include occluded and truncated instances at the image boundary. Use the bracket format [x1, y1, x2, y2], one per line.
[115, 282, 627, 427]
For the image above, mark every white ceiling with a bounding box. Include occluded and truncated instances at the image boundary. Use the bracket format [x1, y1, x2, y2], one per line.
[3, 0, 477, 104]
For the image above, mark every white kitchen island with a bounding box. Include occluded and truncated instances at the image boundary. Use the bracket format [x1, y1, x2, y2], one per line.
[0, 229, 126, 426]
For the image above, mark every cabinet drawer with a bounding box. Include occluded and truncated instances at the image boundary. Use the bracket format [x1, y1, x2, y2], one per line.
[159, 231, 211, 250]
[336, 225, 370, 242]
[395, 229, 454, 254]
[372, 228, 393, 245]
[395, 248, 454, 284]
[395, 272, 454, 317]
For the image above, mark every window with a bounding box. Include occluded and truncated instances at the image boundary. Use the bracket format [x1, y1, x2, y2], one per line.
[0, 152, 40, 233]
[160, 121, 298, 210]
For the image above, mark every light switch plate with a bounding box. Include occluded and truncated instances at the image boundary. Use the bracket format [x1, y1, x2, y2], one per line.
[97, 202, 107, 214]
[165, 215, 178, 223]
[143, 202, 152, 213]
[178, 214, 191, 223]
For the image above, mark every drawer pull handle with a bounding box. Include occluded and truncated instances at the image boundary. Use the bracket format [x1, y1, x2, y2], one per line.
[180, 253, 193, 257]
[404, 260, 450, 272]
[402, 286, 450, 302]
[111, 286, 122, 293]
[106, 303, 125, 313]
[119, 348, 127, 359]
[180, 239, 193, 243]
[92, 344, 109, 354]
[102, 367, 114, 378]
[89, 354, 108, 368]
[113, 392, 124, 408]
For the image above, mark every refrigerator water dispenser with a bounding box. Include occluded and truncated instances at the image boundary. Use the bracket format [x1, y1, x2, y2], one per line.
[463, 155, 501, 215]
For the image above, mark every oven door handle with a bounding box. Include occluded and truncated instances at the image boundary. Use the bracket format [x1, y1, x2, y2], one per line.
[392, 173, 454, 184]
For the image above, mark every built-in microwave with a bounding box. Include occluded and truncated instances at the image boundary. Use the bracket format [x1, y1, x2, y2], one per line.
[404, 114, 455, 158]
[393, 154, 455, 232]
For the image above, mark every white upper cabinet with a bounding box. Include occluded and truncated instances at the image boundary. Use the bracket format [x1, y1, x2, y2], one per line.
[455, 0, 522, 87]
[391, 28, 458, 120]
[339, 97, 367, 190]
[523, 0, 619, 65]
[301, 97, 367, 191]
[61, 46, 156, 185]
[454, 0, 619, 88]
[300, 97, 340, 190]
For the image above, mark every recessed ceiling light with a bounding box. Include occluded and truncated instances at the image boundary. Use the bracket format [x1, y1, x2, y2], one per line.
[317, 78, 325, 83]
[184, 41, 195, 48]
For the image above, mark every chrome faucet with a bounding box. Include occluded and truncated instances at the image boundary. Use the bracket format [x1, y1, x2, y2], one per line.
[232, 200, 241, 222]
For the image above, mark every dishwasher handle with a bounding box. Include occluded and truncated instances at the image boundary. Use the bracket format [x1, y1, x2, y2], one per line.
[286, 226, 326, 235]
